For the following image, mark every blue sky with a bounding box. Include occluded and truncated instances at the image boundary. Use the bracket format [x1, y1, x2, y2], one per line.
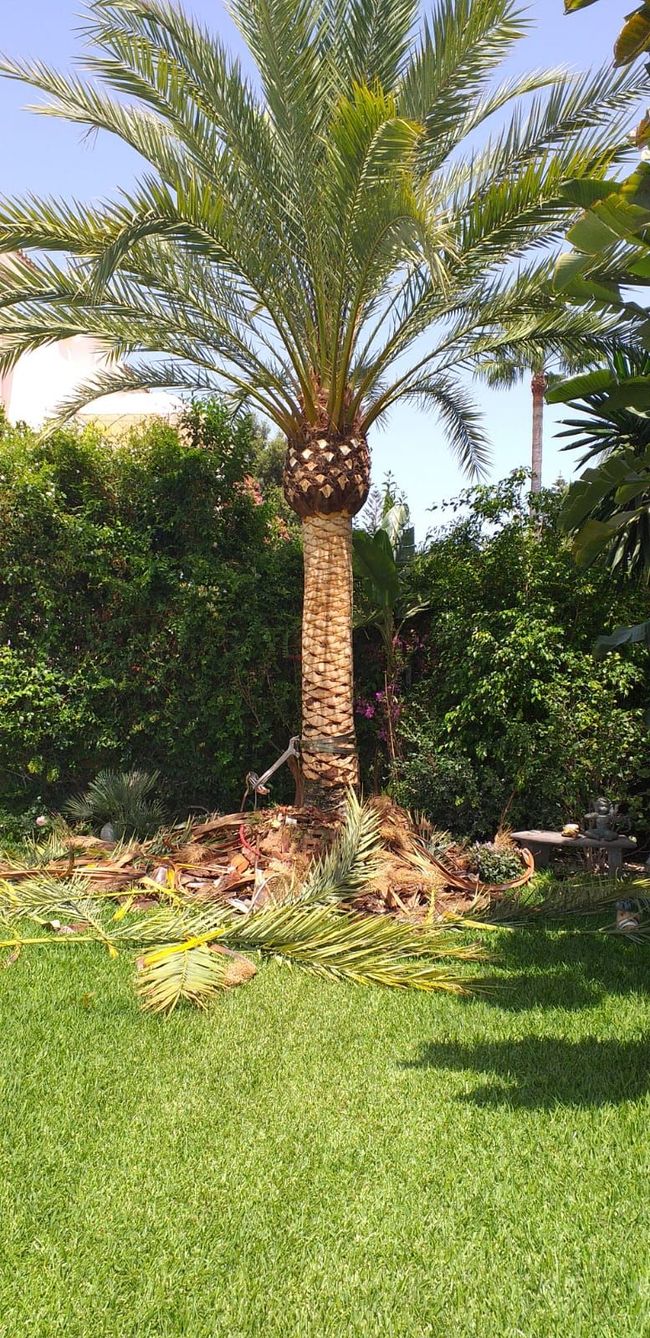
[0, 0, 639, 532]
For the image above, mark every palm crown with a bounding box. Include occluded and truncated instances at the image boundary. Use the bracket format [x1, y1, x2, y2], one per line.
[0, 0, 643, 802]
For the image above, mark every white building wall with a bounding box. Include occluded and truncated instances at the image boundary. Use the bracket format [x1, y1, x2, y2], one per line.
[0, 335, 180, 429]
[2, 335, 108, 427]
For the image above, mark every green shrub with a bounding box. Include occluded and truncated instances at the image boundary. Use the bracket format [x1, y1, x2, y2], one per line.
[388, 724, 505, 835]
[0, 797, 49, 852]
[466, 844, 525, 885]
[384, 474, 650, 839]
[0, 407, 302, 809]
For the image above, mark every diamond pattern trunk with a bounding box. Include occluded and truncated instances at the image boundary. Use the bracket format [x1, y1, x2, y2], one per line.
[300, 513, 358, 806]
[283, 433, 370, 809]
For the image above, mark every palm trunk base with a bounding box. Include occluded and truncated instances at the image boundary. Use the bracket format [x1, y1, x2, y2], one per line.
[301, 740, 359, 812]
[302, 777, 354, 813]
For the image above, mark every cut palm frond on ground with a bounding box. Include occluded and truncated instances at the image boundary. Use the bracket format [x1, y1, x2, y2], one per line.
[135, 941, 256, 1014]
[298, 790, 382, 903]
[0, 793, 488, 1012]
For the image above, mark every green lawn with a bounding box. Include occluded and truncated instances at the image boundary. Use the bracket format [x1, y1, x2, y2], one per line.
[1, 927, 648, 1338]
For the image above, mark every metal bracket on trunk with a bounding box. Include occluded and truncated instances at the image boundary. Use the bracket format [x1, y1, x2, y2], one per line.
[243, 736, 301, 807]
[300, 733, 357, 756]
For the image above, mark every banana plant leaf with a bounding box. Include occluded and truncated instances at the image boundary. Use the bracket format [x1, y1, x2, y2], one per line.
[560, 449, 646, 531]
[352, 528, 399, 610]
[571, 513, 646, 566]
[546, 369, 617, 404]
[564, 0, 650, 67]
[604, 378, 650, 411]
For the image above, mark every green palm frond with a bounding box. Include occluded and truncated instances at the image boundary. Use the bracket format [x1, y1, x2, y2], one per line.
[478, 874, 649, 928]
[401, 0, 529, 168]
[114, 904, 233, 946]
[135, 940, 237, 1014]
[370, 374, 490, 477]
[299, 790, 383, 903]
[230, 900, 486, 991]
[0, 875, 101, 924]
[321, 0, 418, 92]
[0, 830, 72, 868]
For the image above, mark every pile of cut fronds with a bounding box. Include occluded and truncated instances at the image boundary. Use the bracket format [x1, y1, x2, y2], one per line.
[0, 793, 487, 1014]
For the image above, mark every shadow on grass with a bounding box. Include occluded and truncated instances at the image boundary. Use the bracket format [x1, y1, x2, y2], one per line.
[476, 925, 650, 1013]
[401, 1035, 650, 1108]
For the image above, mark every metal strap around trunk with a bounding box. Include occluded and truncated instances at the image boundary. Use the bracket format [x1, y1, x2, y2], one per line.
[300, 733, 357, 757]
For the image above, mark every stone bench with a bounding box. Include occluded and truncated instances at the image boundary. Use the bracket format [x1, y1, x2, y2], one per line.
[511, 829, 636, 874]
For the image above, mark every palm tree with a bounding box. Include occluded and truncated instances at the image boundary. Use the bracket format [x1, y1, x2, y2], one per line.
[0, 0, 642, 807]
[530, 364, 549, 493]
[474, 344, 625, 494]
[475, 355, 549, 492]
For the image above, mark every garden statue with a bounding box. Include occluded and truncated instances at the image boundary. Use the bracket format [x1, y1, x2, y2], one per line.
[584, 797, 626, 842]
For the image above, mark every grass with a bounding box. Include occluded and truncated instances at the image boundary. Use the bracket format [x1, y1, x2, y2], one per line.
[0, 925, 648, 1337]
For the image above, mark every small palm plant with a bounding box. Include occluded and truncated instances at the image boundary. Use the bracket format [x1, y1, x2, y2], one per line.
[65, 769, 165, 839]
[0, 0, 642, 806]
[0, 794, 486, 1012]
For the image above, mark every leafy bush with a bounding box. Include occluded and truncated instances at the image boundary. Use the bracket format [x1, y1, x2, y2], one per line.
[388, 726, 504, 835]
[0, 407, 302, 809]
[383, 474, 650, 839]
[466, 844, 525, 885]
[0, 797, 49, 852]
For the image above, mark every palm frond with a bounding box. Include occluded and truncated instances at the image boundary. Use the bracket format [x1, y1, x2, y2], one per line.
[299, 790, 383, 903]
[321, 0, 418, 92]
[369, 375, 490, 478]
[0, 874, 97, 923]
[0, 797, 489, 1007]
[476, 873, 649, 925]
[231, 900, 487, 991]
[402, 0, 529, 171]
[0, 830, 72, 868]
[135, 941, 234, 1014]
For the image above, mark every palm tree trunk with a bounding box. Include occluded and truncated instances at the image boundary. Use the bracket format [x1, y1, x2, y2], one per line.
[301, 512, 359, 808]
[530, 369, 547, 494]
[283, 430, 370, 809]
